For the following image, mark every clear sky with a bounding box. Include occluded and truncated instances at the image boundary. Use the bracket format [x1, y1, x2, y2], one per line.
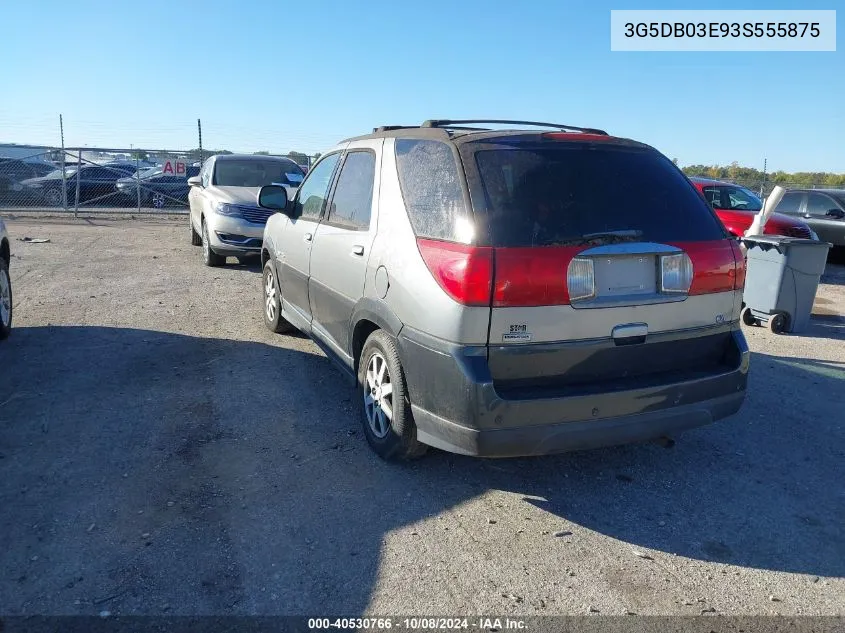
[1, 0, 842, 172]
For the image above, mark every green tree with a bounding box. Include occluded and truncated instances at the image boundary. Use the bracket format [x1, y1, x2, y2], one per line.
[287, 151, 309, 164]
[131, 150, 148, 161]
[253, 151, 270, 155]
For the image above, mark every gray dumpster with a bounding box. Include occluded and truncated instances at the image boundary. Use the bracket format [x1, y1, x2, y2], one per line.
[740, 235, 831, 334]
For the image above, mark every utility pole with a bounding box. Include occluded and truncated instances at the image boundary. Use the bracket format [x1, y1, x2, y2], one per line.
[59, 114, 68, 212]
[197, 119, 203, 165]
[760, 158, 767, 197]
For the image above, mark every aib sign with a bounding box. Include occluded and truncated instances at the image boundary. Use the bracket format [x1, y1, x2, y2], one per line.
[161, 160, 187, 176]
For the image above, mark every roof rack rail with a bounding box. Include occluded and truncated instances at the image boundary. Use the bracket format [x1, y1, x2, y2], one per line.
[420, 119, 608, 135]
[373, 125, 412, 133]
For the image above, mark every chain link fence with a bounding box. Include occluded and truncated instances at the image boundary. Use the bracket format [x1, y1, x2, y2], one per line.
[707, 178, 842, 198]
[0, 146, 318, 215]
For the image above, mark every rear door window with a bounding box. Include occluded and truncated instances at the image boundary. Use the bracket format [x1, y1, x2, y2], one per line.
[806, 192, 836, 217]
[472, 144, 725, 246]
[395, 139, 472, 242]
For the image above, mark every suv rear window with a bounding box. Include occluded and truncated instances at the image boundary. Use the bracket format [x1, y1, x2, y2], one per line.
[473, 145, 725, 247]
[395, 139, 473, 242]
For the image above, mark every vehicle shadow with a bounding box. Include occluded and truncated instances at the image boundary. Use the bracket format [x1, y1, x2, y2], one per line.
[0, 327, 842, 616]
[820, 260, 845, 287]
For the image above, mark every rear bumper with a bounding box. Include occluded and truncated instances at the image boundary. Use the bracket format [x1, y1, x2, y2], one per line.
[399, 327, 749, 458]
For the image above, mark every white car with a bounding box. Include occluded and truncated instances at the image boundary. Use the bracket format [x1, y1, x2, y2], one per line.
[0, 217, 11, 339]
[187, 155, 305, 266]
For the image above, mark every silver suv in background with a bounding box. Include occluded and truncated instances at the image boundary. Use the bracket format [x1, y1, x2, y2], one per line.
[188, 154, 305, 266]
[0, 217, 12, 339]
[258, 120, 750, 461]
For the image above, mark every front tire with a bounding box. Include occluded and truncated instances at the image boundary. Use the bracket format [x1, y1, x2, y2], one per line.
[201, 219, 225, 267]
[0, 258, 12, 340]
[44, 188, 62, 207]
[190, 217, 202, 246]
[262, 260, 293, 333]
[358, 330, 426, 461]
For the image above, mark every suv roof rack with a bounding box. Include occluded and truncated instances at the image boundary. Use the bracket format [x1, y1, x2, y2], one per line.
[420, 119, 609, 135]
[372, 125, 412, 133]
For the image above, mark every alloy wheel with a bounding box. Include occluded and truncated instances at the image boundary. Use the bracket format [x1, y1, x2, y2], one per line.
[0, 269, 11, 328]
[264, 268, 277, 322]
[45, 189, 62, 206]
[364, 352, 393, 439]
[202, 223, 210, 260]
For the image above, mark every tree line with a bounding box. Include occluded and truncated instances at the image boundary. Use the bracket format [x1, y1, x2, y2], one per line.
[680, 161, 845, 188]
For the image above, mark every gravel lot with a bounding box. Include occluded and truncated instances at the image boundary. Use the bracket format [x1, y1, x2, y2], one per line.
[0, 215, 843, 617]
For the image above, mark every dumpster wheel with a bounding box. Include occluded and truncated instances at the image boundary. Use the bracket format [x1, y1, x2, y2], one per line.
[741, 306, 758, 327]
[768, 313, 788, 334]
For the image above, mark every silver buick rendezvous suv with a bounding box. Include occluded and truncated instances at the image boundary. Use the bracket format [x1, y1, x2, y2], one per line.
[258, 120, 750, 460]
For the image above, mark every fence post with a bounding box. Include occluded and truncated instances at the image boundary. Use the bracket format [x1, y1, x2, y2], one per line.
[74, 150, 81, 217]
[136, 154, 141, 212]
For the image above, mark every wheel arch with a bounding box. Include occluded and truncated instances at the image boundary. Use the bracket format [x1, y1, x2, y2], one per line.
[350, 298, 404, 375]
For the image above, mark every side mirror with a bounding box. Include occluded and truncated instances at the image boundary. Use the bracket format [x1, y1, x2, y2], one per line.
[258, 184, 290, 215]
[187, 176, 202, 187]
[826, 208, 844, 219]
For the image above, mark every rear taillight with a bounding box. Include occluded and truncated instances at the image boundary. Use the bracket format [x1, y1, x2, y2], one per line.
[566, 257, 595, 302]
[494, 246, 584, 307]
[416, 238, 493, 306]
[660, 253, 693, 294]
[729, 239, 746, 290]
[674, 241, 740, 295]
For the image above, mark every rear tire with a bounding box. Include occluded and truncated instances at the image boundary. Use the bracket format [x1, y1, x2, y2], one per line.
[262, 260, 293, 333]
[201, 219, 225, 267]
[358, 330, 427, 461]
[0, 258, 12, 340]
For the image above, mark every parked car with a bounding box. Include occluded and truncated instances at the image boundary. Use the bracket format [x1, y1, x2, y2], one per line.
[19, 164, 136, 206]
[258, 119, 750, 461]
[115, 165, 200, 208]
[188, 154, 305, 265]
[0, 159, 55, 197]
[689, 177, 816, 240]
[0, 217, 11, 339]
[769, 188, 845, 247]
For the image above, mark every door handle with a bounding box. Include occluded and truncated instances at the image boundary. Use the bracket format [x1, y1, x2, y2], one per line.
[304, 232, 313, 242]
[351, 245, 364, 256]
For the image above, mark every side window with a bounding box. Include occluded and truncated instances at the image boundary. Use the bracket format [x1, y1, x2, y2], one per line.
[806, 193, 835, 216]
[86, 167, 114, 179]
[326, 151, 375, 230]
[395, 139, 470, 242]
[296, 153, 341, 220]
[701, 186, 722, 208]
[775, 191, 803, 214]
[201, 160, 212, 187]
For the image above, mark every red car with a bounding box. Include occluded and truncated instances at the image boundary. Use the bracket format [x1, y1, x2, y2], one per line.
[689, 177, 816, 239]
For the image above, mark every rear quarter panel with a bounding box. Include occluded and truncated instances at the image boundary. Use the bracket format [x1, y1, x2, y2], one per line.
[369, 138, 490, 345]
